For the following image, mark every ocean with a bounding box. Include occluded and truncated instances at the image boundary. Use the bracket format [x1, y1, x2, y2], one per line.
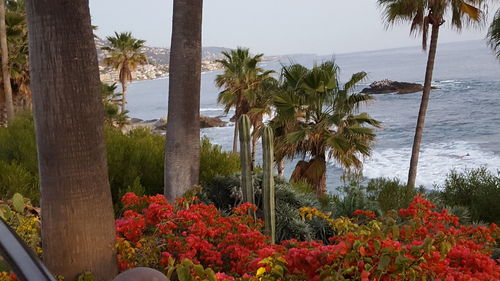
[125, 40, 500, 191]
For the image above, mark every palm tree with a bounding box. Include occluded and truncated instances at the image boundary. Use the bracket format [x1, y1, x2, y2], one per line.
[378, 0, 487, 188]
[273, 61, 381, 194]
[0, 0, 14, 122]
[6, 0, 30, 110]
[164, 0, 203, 202]
[488, 8, 500, 58]
[26, 0, 117, 279]
[215, 47, 274, 152]
[101, 31, 147, 111]
[247, 76, 278, 168]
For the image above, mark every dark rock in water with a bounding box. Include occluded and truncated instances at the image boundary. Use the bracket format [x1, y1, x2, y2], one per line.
[200, 115, 227, 128]
[361, 79, 438, 95]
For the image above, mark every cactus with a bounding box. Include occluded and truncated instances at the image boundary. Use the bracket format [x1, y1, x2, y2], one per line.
[238, 114, 254, 205]
[262, 126, 276, 243]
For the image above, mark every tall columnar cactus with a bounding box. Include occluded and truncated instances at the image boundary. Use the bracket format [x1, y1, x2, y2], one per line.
[238, 114, 254, 205]
[262, 125, 276, 244]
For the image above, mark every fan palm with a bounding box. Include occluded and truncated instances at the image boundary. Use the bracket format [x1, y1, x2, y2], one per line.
[378, 0, 487, 187]
[273, 61, 381, 195]
[215, 47, 274, 152]
[101, 32, 147, 111]
[488, 8, 500, 58]
[6, 0, 30, 109]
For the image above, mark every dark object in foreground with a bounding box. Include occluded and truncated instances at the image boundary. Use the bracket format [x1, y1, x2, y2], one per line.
[361, 80, 438, 94]
[0, 218, 56, 281]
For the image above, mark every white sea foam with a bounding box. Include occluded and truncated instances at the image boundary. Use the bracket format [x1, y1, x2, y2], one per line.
[200, 107, 224, 112]
[362, 141, 500, 187]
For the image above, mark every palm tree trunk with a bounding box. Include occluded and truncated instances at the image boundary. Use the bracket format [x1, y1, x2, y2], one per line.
[407, 23, 440, 188]
[277, 159, 284, 177]
[0, 0, 14, 122]
[26, 0, 117, 279]
[121, 80, 127, 112]
[164, 0, 203, 201]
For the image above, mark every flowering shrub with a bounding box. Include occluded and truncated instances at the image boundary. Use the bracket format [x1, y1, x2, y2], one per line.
[116, 193, 500, 281]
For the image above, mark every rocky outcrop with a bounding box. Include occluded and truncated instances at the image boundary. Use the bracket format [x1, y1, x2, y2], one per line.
[122, 115, 226, 135]
[200, 115, 227, 128]
[361, 80, 438, 95]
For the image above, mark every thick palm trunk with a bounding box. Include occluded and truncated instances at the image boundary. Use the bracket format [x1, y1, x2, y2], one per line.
[121, 80, 127, 112]
[26, 0, 117, 279]
[407, 23, 440, 188]
[164, 0, 203, 201]
[0, 0, 14, 122]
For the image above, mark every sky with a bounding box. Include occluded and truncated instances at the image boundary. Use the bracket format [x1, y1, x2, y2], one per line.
[89, 0, 499, 56]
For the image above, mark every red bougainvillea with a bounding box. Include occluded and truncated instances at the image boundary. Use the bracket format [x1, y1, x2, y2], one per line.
[115, 193, 500, 281]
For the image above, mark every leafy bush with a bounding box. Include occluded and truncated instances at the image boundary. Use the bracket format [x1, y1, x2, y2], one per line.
[0, 161, 38, 203]
[365, 177, 417, 214]
[0, 113, 242, 205]
[105, 126, 165, 203]
[199, 137, 240, 186]
[0, 193, 41, 273]
[116, 193, 500, 280]
[439, 168, 500, 224]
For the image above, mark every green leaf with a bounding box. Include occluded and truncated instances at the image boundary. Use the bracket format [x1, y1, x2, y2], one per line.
[378, 255, 391, 271]
[12, 193, 24, 213]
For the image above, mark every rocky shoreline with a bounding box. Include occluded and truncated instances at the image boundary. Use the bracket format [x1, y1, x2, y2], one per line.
[99, 60, 222, 84]
[123, 115, 227, 135]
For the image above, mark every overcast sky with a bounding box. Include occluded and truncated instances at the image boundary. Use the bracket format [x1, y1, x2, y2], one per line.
[89, 0, 499, 56]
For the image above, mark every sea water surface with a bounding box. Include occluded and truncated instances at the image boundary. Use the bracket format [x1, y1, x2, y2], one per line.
[125, 40, 500, 191]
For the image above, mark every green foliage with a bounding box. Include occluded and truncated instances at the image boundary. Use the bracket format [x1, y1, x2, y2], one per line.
[0, 193, 41, 259]
[239, 115, 254, 205]
[262, 126, 276, 243]
[199, 137, 240, 186]
[0, 161, 38, 203]
[105, 126, 165, 203]
[102, 82, 129, 127]
[365, 177, 417, 214]
[488, 8, 500, 59]
[0, 112, 37, 174]
[201, 174, 333, 243]
[439, 168, 500, 224]
[0, 114, 38, 203]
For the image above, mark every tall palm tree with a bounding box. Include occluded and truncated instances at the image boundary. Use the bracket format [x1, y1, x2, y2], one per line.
[164, 0, 203, 202]
[488, 8, 500, 58]
[273, 61, 381, 194]
[26, 0, 117, 279]
[101, 31, 147, 112]
[6, 0, 30, 110]
[215, 47, 274, 152]
[378, 0, 487, 187]
[0, 0, 14, 122]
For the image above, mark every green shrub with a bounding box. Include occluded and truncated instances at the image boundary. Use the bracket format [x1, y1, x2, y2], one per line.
[199, 137, 240, 185]
[0, 114, 39, 203]
[365, 177, 417, 213]
[0, 112, 38, 174]
[0, 161, 39, 203]
[105, 126, 165, 202]
[201, 174, 333, 242]
[440, 168, 500, 224]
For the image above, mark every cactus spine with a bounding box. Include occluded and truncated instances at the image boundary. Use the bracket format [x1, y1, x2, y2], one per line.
[238, 114, 254, 205]
[262, 125, 276, 244]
